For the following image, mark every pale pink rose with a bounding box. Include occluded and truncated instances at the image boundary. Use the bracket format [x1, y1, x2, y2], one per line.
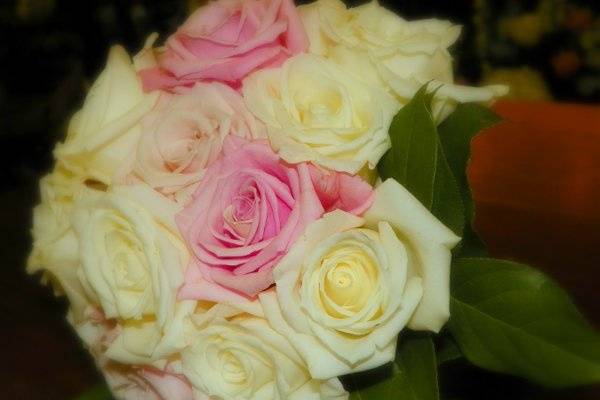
[140, 0, 308, 91]
[102, 364, 193, 400]
[176, 136, 373, 301]
[124, 82, 265, 203]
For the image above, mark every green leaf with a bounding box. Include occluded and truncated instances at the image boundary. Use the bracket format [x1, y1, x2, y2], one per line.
[437, 103, 501, 221]
[73, 384, 112, 400]
[437, 104, 501, 253]
[348, 336, 439, 400]
[436, 104, 501, 255]
[436, 335, 463, 365]
[449, 258, 600, 388]
[431, 143, 465, 237]
[378, 86, 464, 236]
[378, 86, 438, 208]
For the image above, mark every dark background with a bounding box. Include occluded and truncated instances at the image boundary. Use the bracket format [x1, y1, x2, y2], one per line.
[1, 0, 598, 399]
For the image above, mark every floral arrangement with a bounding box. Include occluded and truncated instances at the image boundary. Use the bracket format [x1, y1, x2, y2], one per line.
[28, 0, 600, 399]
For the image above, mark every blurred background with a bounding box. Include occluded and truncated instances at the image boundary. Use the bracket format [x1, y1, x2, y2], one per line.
[0, 0, 598, 399]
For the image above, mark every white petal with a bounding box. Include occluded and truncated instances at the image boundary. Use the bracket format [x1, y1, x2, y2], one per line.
[365, 179, 459, 332]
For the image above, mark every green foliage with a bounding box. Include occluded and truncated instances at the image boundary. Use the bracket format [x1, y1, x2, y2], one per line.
[437, 103, 501, 222]
[375, 85, 599, 396]
[430, 147, 465, 239]
[378, 87, 439, 209]
[437, 103, 502, 256]
[449, 258, 600, 388]
[436, 335, 463, 365]
[378, 86, 465, 236]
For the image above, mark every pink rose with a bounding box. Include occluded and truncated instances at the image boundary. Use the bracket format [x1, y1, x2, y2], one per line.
[122, 82, 265, 203]
[176, 137, 373, 301]
[140, 0, 308, 91]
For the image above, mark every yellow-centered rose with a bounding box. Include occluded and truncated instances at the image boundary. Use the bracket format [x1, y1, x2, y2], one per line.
[260, 179, 460, 379]
[243, 53, 399, 174]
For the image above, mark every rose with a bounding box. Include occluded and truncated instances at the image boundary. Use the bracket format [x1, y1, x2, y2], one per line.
[259, 179, 460, 379]
[102, 366, 194, 400]
[181, 316, 348, 399]
[140, 0, 308, 91]
[28, 42, 160, 325]
[243, 53, 399, 174]
[74, 305, 195, 372]
[72, 307, 194, 399]
[71, 185, 190, 333]
[71, 307, 118, 359]
[190, 294, 267, 328]
[299, 0, 507, 120]
[176, 136, 373, 301]
[71, 185, 197, 364]
[27, 166, 102, 322]
[103, 301, 196, 365]
[125, 82, 265, 204]
[55, 45, 160, 184]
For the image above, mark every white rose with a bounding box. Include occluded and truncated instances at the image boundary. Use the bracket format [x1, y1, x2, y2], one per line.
[299, 0, 507, 120]
[104, 300, 195, 365]
[27, 166, 102, 321]
[181, 316, 348, 400]
[71, 184, 193, 363]
[124, 82, 265, 204]
[102, 363, 194, 400]
[72, 184, 185, 322]
[260, 179, 460, 379]
[71, 309, 195, 400]
[190, 297, 267, 329]
[243, 53, 399, 174]
[55, 45, 159, 184]
[103, 363, 194, 400]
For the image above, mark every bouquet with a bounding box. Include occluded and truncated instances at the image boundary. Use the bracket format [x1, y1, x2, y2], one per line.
[28, 0, 600, 399]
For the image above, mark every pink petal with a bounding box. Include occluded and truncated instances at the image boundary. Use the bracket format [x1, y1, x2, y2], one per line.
[210, 261, 276, 297]
[139, 0, 308, 91]
[178, 276, 250, 302]
[140, 370, 194, 400]
[177, 139, 330, 298]
[280, 0, 309, 53]
[309, 164, 374, 215]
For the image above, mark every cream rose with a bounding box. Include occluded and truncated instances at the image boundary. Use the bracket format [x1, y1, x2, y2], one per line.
[72, 184, 185, 323]
[71, 309, 194, 399]
[260, 179, 460, 379]
[299, 0, 507, 120]
[27, 166, 102, 322]
[104, 300, 196, 365]
[71, 184, 194, 363]
[181, 316, 348, 400]
[102, 364, 194, 400]
[55, 45, 159, 184]
[126, 82, 265, 203]
[243, 53, 399, 174]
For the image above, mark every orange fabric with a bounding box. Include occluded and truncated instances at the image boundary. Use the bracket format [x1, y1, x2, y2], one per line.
[492, 100, 600, 136]
[468, 101, 600, 324]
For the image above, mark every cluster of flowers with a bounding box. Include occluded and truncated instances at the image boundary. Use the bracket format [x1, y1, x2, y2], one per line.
[29, 0, 505, 398]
